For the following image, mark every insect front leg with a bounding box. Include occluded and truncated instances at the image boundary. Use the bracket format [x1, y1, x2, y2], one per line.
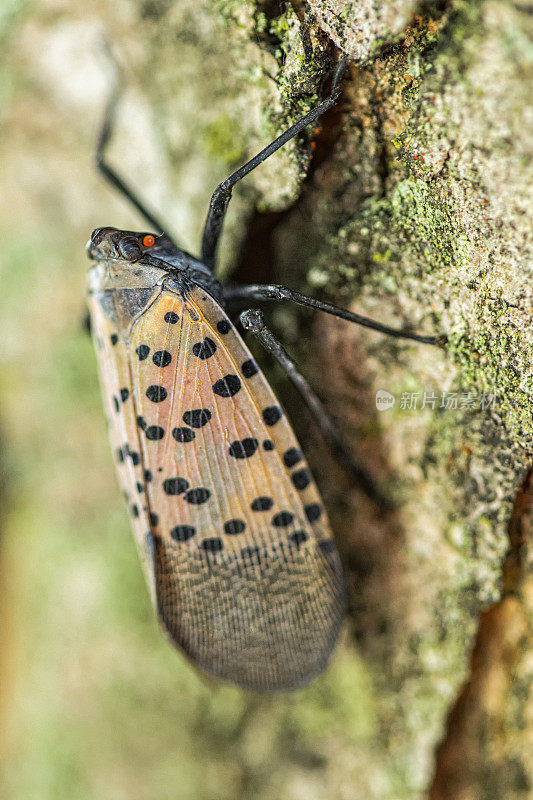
[94, 51, 174, 241]
[82, 309, 91, 335]
[228, 284, 446, 346]
[201, 59, 349, 271]
[239, 309, 391, 511]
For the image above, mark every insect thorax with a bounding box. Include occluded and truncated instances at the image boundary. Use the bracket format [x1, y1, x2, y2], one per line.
[87, 260, 167, 336]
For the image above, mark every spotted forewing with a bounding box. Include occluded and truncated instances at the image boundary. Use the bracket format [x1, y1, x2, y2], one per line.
[88, 255, 345, 692]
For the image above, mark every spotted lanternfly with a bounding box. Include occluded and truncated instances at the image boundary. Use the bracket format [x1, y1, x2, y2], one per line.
[87, 58, 443, 692]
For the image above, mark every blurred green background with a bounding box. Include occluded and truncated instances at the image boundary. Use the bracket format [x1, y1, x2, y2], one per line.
[0, 3, 377, 799]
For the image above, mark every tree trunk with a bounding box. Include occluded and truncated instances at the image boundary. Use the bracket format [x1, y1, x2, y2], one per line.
[100, 0, 533, 796]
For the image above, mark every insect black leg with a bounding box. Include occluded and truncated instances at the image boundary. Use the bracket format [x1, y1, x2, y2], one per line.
[82, 309, 91, 336]
[94, 64, 175, 242]
[227, 284, 446, 346]
[239, 309, 392, 511]
[201, 58, 349, 271]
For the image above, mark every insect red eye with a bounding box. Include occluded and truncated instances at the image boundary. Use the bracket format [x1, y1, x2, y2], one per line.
[142, 235, 155, 247]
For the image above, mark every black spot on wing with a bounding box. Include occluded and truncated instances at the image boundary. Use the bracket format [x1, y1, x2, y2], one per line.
[216, 320, 231, 334]
[223, 519, 246, 535]
[126, 447, 140, 466]
[110, 333, 118, 346]
[283, 448, 302, 467]
[262, 405, 282, 425]
[172, 427, 195, 443]
[136, 344, 150, 360]
[241, 359, 258, 378]
[164, 311, 179, 324]
[213, 374, 241, 397]
[272, 511, 294, 527]
[171, 525, 196, 542]
[146, 425, 165, 440]
[120, 387, 130, 402]
[228, 438, 258, 459]
[305, 503, 322, 522]
[182, 409, 211, 428]
[200, 537, 223, 552]
[146, 385, 167, 403]
[152, 350, 172, 367]
[162, 477, 189, 496]
[192, 337, 217, 360]
[292, 468, 311, 491]
[251, 496, 273, 511]
[184, 487, 211, 505]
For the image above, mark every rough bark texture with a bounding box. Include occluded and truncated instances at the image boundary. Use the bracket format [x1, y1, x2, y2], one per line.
[135, 2, 532, 795]
[1, 1, 531, 799]
[130, 1, 533, 795]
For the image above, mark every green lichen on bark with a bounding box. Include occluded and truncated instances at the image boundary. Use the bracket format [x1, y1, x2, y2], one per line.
[152, 1, 531, 794]
[301, 1, 531, 445]
[208, 1, 531, 796]
[390, 178, 470, 272]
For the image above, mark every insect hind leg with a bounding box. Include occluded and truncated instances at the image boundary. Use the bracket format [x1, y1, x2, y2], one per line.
[227, 284, 446, 346]
[239, 308, 392, 511]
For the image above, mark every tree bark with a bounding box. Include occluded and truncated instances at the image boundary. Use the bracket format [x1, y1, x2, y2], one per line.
[104, 1, 532, 796]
